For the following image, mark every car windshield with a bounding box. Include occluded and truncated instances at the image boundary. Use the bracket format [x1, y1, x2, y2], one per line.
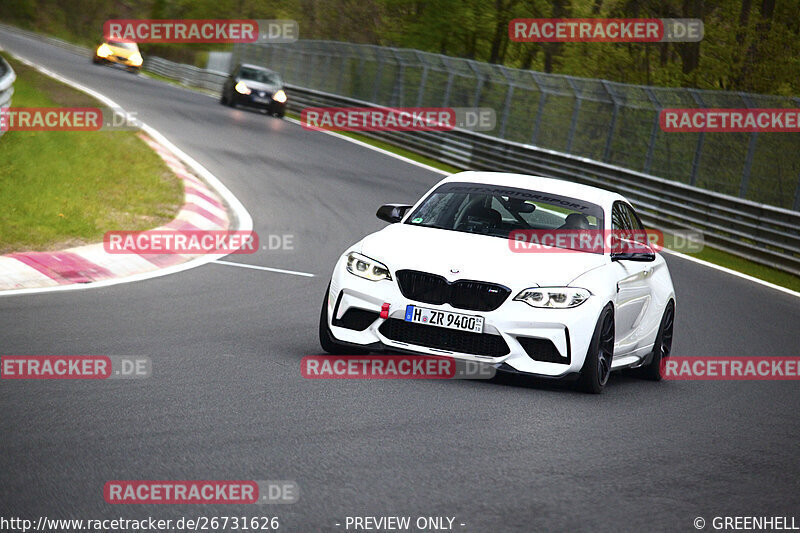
[239, 67, 281, 84]
[404, 181, 605, 252]
[107, 41, 137, 50]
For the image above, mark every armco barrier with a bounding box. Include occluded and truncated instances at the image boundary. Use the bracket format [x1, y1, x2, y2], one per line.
[0, 23, 797, 276]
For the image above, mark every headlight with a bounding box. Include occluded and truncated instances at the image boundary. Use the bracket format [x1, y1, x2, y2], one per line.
[346, 252, 392, 282]
[273, 89, 287, 103]
[235, 81, 251, 95]
[514, 287, 591, 309]
[97, 44, 112, 58]
[129, 53, 143, 66]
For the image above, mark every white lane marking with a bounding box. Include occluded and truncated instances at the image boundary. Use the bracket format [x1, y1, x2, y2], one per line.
[211, 260, 315, 278]
[661, 249, 800, 299]
[87, 55, 800, 300]
[0, 51, 253, 298]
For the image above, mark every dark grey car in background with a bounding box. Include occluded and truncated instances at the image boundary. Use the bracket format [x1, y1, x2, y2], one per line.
[220, 63, 287, 117]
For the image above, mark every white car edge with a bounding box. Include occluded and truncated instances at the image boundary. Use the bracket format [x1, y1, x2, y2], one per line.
[319, 171, 676, 393]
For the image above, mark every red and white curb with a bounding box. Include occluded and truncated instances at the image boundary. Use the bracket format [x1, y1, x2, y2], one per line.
[0, 133, 230, 290]
[0, 52, 253, 297]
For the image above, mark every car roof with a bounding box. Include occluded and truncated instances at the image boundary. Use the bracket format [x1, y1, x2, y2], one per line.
[440, 171, 629, 210]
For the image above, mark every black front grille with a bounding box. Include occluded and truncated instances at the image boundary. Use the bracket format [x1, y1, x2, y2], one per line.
[334, 308, 379, 331]
[395, 270, 510, 312]
[379, 319, 510, 357]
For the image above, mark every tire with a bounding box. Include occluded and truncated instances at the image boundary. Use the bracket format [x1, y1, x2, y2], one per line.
[576, 305, 615, 394]
[636, 301, 675, 381]
[219, 92, 229, 106]
[318, 284, 369, 355]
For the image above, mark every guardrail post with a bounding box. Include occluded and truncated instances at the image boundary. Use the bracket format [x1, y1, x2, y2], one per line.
[441, 58, 455, 108]
[320, 47, 332, 91]
[372, 48, 385, 104]
[565, 78, 582, 153]
[467, 60, 484, 108]
[414, 51, 429, 107]
[497, 67, 516, 139]
[643, 88, 661, 173]
[602, 80, 619, 162]
[794, 173, 800, 211]
[739, 93, 758, 199]
[529, 72, 547, 146]
[336, 46, 348, 95]
[688, 89, 706, 186]
[388, 49, 405, 107]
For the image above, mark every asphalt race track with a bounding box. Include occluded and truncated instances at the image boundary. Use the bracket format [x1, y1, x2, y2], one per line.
[1, 28, 799, 532]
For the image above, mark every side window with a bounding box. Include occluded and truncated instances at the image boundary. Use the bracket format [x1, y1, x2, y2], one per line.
[621, 203, 644, 231]
[611, 203, 630, 231]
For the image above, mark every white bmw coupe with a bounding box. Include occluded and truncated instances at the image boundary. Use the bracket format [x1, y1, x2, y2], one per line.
[320, 172, 676, 393]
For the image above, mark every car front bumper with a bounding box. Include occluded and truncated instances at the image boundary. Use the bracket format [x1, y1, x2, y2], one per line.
[96, 54, 140, 69]
[327, 255, 607, 378]
[231, 92, 285, 113]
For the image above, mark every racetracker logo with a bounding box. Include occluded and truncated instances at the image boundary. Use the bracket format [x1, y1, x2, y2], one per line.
[660, 109, 800, 132]
[509, 229, 660, 254]
[301, 355, 496, 380]
[1, 356, 150, 379]
[103, 480, 299, 504]
[509, 18, 703, 42]
[103, 230, 258, 255]
[661, 357, 800, 380]
[0, 107, 142, 131]
[300, 107, 496, 132]
[103, 19, 298, 43]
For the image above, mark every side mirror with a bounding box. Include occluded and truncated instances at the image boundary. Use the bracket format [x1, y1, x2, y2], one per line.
[376, 204, 413, 224]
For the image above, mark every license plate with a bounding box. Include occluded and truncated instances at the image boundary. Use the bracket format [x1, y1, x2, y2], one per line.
[404, 305, 484, 333]
[252, 96, 270, 103]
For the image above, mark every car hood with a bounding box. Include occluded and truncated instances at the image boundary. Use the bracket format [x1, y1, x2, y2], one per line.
[357, 223, 608, 289]
[240, 79, 281, 94]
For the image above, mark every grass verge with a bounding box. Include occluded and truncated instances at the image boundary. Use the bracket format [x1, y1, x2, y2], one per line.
[0, 54, 183, 254]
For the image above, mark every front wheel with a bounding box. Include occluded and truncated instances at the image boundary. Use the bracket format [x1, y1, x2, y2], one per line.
[636, 301, 675, 381]
[576, 305, 615, 394]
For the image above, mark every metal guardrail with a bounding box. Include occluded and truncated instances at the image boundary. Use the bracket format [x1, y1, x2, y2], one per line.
[1, 23, 797, 276]
[0, 55, 16, 138]
[145, 56, 227, 92]
[279, 86, 800, 277]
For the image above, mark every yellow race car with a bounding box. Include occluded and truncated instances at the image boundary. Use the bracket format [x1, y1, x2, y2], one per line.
[93, 40, 143, 73]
